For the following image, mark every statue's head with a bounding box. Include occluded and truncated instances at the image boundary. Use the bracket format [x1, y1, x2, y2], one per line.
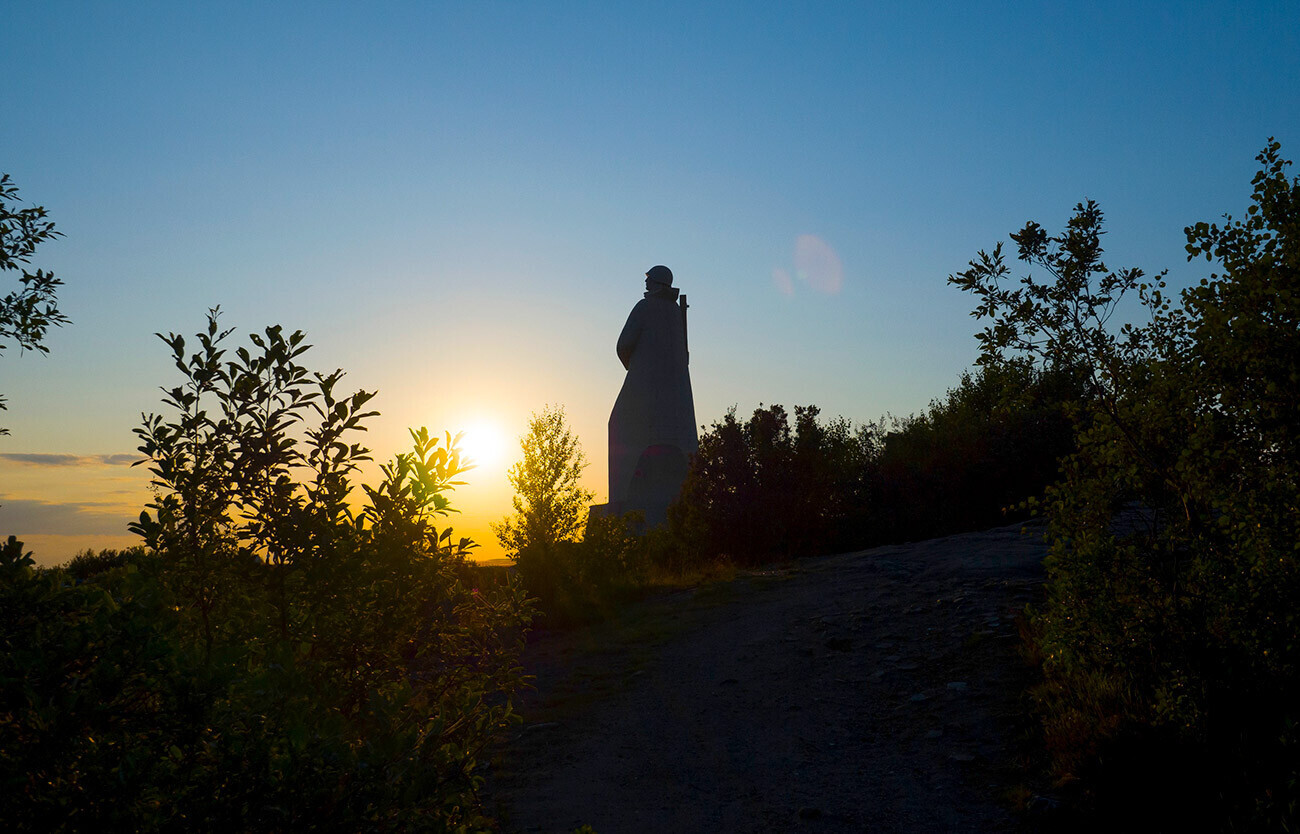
[645, 265, 673, 290]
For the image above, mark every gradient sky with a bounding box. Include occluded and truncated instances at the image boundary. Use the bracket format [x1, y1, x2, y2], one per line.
[3, 1, 1298, 564]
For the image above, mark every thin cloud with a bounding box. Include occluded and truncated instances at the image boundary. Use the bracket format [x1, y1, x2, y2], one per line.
[0, 453, 137, 467]
[0, 497, 137, 536]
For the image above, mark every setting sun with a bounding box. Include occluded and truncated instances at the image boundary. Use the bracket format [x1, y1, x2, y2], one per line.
[457, 419, 509, 470]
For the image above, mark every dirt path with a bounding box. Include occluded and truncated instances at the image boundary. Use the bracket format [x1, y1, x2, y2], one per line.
[486, 521, 1048, 833]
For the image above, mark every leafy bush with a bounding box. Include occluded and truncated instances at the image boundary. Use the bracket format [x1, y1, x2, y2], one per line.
[668, 373, 1076, 567]
[513, 512, 647, 627]
[862, 359, 1080, 543]
[1, 311, 532, 831]
[669, 404, 872, 565]
[1, 538, 188, 830]
[493, 406, 673, 626]
[63, 545, 149, 580]
[951, 140, 1300, 827]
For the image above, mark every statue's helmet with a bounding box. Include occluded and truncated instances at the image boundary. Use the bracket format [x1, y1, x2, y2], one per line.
[645, 265, 673, 286]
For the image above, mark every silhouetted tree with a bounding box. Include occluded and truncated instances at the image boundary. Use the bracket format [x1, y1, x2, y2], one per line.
[493, 405, 594, 561]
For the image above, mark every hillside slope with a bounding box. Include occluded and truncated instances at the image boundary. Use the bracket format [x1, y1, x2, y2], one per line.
[488, 521, 1048, 833]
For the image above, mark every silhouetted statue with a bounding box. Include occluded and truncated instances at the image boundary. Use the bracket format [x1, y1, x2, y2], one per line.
[605, 265, 698, 528]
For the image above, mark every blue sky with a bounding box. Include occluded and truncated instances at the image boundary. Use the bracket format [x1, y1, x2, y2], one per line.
[3, 1, 1298, 563]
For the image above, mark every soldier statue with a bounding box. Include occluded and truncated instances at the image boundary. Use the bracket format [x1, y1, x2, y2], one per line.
[606, 265, 698, 527]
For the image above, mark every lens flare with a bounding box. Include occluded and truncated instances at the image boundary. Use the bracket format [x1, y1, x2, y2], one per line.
[794, 234, 844, 295]
[772, 266, 794, 296]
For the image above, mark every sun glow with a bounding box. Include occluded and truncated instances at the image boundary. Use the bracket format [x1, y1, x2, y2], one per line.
[456, 419, 509, 471]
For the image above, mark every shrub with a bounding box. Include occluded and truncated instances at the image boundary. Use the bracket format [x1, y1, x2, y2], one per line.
[514, 511, 646, 627]
[670, 404, 872, 565]
[496, 407, 661, 626]
[1, 311, 533, 831]
[63, 545, 149, 580]
[951, 140, 1300, 827]
[669, 371, 1077, 567]
[862, 359, 1080, 543]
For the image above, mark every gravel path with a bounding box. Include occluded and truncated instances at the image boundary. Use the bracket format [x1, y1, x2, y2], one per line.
[486, 521, 1048, 833]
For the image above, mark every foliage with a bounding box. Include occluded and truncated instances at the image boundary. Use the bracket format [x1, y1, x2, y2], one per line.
[0, 173, 68, 433]
[512, 509, 651, 627]
[670, 404, 872, 565]
[63, 545, 149, 581]
[1, 539, 187, 831]
[1, 311, 532, 831]
[492, 406, 664, 625]
[863, 360, 1080, 543]
[950, 140, 1300, 827]
[570, 509, 648, 589]
[493, 405, 594, 561]
[668, 381, 1075, 567]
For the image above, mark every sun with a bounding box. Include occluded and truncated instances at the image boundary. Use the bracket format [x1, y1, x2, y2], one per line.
[456, 419, 509, 470]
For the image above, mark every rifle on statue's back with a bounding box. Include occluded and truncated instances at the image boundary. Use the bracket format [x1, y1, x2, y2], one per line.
[679, 294, 688, 363]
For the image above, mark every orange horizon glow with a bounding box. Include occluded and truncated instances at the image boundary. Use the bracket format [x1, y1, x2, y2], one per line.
[5, 408, 609, 570]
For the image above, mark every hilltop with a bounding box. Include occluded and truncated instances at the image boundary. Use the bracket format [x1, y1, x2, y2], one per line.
[488, 520, 1048, 833]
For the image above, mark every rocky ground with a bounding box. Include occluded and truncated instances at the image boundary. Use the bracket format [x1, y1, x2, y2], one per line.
[485, 521, 1050, 833]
